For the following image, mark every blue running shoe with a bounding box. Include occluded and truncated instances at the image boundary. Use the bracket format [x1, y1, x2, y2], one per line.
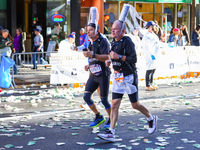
[103, 118, 110, 128]
[90, 115, 106, 128]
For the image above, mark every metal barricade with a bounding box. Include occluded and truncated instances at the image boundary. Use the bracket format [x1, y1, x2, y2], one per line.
[11, 51, 57, 88]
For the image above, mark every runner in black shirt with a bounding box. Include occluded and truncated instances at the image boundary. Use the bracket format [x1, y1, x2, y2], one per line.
[82, 23, 111, 128]
[97, 20, 158, 142]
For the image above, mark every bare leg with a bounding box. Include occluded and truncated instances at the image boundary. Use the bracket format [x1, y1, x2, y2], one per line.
[131, 101, 151, 118]
[110, 98, 122, 129]
[105, 108, 111, 118]
[97, 87, 111, 117]
[97, 86, 101, 98]
[85, 91, 99, 115]
[89, 103, 99, 114]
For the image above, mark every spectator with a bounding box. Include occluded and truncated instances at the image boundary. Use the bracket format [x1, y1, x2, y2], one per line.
[142, 21, 159, 91]
[0, 29, 13, 59]
[192, 24, 200, 46]
[79, 28, 86, 45]
[154, 21, 163, 40]
[128, 27, 141, 50]
[58, 32, 76, 55]
[13, 28, 25, 74]
[75, 25, 110, 51]
[168, 28, 180, 46]
[52, 23, 62, 36]
[32, 29, 43, 69]
[181, 24, 190, 45]
[169, 27, 174, 36]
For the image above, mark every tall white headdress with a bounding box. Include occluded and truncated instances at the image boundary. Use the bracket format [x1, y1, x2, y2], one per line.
[88, 7, 99, 36]
[119, 4, 147, 34]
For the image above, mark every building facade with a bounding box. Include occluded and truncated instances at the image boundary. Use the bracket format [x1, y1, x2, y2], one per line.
[0, 0, 80, 51]
[104, 0, 191, 38]
[1, 0, 200, 50]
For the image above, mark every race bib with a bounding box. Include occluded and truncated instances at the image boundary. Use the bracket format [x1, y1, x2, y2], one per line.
[90, 64, 102, 76]
[114, 71, 124, 83]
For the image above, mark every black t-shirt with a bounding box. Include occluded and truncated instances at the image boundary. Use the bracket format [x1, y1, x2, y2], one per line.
[111, 36, 137, 76]
[88, 35, 110, 74]
[88, 36, 109, 65]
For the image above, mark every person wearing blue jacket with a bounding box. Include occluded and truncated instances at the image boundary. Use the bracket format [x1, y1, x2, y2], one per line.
[168, 28, 180, 46]
[192, 24, 200, 46]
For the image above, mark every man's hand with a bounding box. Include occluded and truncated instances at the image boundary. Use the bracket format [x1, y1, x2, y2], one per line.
[5, 41, 12, 46]
[84, 65, 89, 71]
[13, 48, 16, 53]
[5, 41, 9, 46]
[74, 47, 78, 51]
[105, 60, 111, 67]
[37, 48, 40, 51]
[110, 51, 119, 59]
[83, 49, 93, 58]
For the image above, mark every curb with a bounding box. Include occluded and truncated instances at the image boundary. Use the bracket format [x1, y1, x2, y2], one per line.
[0, 93, 199, 121]
[0, 108, 84, 121]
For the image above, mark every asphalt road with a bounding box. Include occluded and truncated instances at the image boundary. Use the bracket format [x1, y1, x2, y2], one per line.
[0, 82, 200, 150]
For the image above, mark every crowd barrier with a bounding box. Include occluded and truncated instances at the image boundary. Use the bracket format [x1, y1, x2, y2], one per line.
[50, 51, 89, 85]
[11, 51, 57, 88]
[10, 45, 200, 88]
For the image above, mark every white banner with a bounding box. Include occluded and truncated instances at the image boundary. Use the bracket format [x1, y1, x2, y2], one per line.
[50, 52, 89, 84]
[187, 49, 200, 72]
[137, 48, 188, 79]
[50, 46, 200, 84]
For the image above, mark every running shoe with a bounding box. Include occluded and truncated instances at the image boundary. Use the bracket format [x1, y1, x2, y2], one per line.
[103, 119, 118, 129]
[90, 115, 106, 128]
[97, 130, 115, 142]
[148, 115, 158, 134]
[103, 118, 110, 128]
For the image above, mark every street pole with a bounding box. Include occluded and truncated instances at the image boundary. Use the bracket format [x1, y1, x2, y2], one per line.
[191, 0, 196, 41]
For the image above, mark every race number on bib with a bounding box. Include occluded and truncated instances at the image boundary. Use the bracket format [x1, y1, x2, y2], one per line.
[90, 64, 102, 76]
[114, 71, 124, 83]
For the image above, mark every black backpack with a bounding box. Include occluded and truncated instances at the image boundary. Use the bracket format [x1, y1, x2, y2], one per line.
[111, 36, 136, 72]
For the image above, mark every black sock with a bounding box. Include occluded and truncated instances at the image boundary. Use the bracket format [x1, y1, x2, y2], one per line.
[107, 118, 110, 124]
[96, 113, 101, 118]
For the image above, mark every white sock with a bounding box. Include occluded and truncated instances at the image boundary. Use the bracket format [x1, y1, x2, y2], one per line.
[110, 128, 115, 135]
[147, 115, 153, 121]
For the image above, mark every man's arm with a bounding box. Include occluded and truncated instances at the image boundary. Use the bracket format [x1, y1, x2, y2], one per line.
[83, 50, 109, 62]
[93, 54, 109, 62]
[38, 35, 44, 51]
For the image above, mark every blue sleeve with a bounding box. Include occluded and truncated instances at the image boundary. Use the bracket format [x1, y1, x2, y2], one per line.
[168, 35, 174, 42]
[192, 32, 199, 43]
[83, 35, 89, 48]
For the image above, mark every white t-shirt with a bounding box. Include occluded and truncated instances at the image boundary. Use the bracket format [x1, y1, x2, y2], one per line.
[34, 34, 43, 46]
[58, 39, 74, 55]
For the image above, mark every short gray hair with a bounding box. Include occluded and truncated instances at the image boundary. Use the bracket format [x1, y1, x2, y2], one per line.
[114, 20, 125, 30]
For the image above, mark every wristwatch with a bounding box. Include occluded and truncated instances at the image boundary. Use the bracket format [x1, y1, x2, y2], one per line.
[119, 55, 123, 60]
[92, 53, 95, 58]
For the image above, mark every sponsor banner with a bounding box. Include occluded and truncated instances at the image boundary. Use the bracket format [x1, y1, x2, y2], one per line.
[50, 47, 200, 84]
[188, 50, 200, 72]
[50, 52, 89, 84]
[137, 48, 188, 79]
